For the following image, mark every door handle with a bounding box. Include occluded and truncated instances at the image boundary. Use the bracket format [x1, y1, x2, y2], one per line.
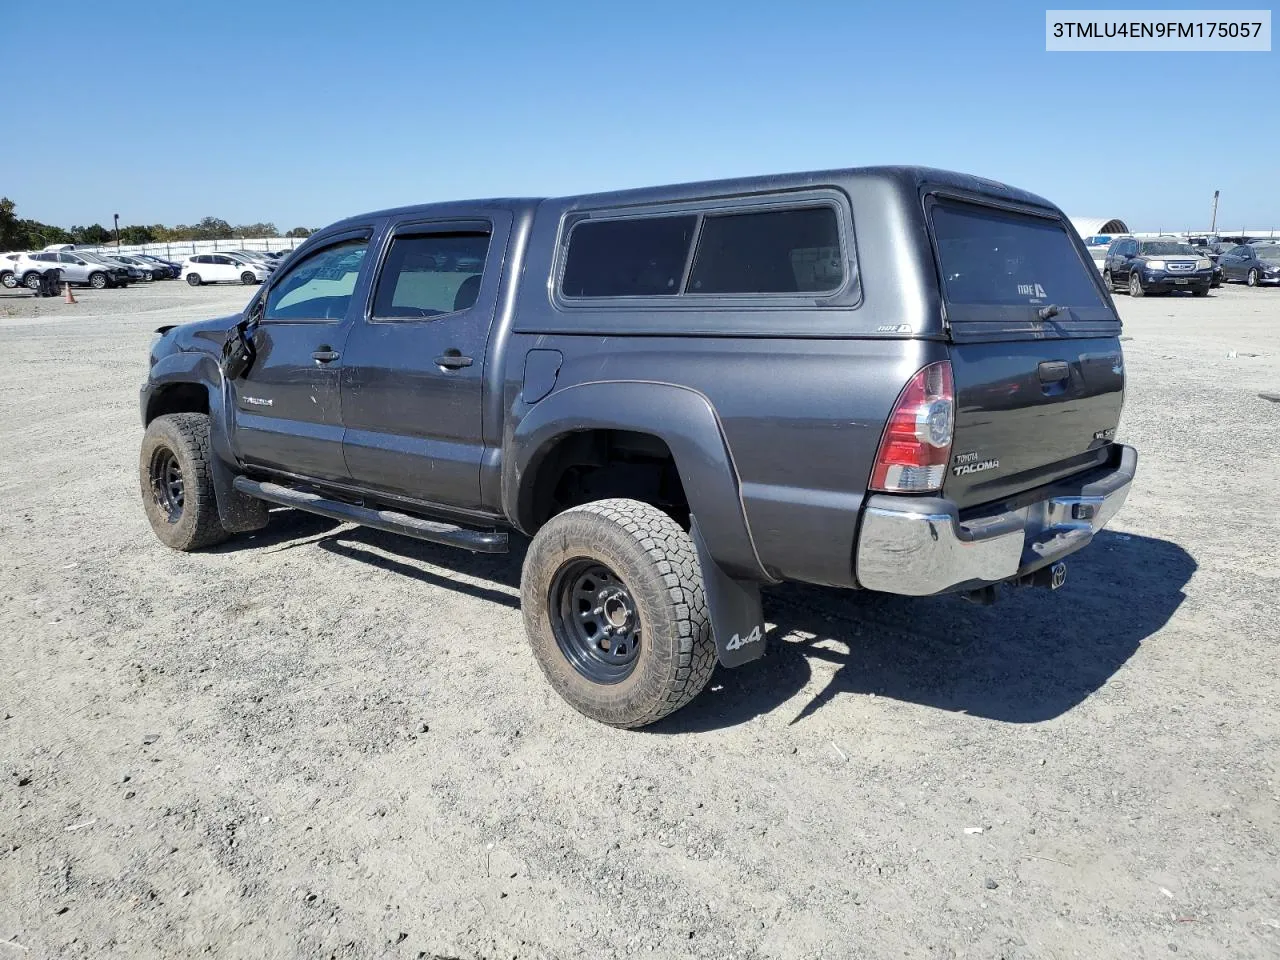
[1038, 360, 1070, 383]
[435, 351, 473, 370]
[311, 349, 340, 363]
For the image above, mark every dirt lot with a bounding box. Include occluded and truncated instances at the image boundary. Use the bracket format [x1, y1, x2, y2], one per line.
[1, 279, 1278, 960]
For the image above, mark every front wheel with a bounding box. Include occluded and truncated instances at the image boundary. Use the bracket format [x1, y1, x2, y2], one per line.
[1103, 270, 1114, 291]
[1193, 286, 1209, 297]
[1247, 268, 1260, 287]
[0, 271, 15, 289]
[23, 273, 42, 291]
[1128, 272, 1144, 297]
[89, 272, 108, 290]
[186, 273, 202, 286]
[139, 413, 230, 551]
[521, 499, 716, 728]
[240, 271, 257, 285]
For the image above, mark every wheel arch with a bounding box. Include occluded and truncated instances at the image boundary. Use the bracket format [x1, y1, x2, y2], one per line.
[506, 380, 770, 583]
[142, 355, 267, 535]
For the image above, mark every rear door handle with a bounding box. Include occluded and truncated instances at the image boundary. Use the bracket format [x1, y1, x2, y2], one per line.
[435, 352, 473, 370]
[311, 349, 340, 363]
[1038, 360, 1070, 383]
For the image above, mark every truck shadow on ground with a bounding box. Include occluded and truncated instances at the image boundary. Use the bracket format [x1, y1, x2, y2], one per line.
[223, 517, 1193, 732]
[658, 530, 1196, 733]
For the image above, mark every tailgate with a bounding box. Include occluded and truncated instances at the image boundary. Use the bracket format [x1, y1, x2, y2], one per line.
[929, 197, 1125, 509]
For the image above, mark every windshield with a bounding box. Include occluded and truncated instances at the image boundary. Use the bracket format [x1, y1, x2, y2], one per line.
[1255, 246, 1280, 262]
[1140, 242, 1197, 256]
[931, 201, 1105, 309]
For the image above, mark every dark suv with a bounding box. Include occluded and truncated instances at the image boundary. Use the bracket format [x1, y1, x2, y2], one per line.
[1104, 238, 1213, 297]
[138, 166, 1136, 727]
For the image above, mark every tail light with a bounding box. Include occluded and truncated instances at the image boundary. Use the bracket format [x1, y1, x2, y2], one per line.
[869, 360, 955, 493]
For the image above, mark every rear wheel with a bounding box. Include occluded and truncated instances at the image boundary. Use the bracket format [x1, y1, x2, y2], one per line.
[240, 271, 257, 285]
[1247, 268, 1260, 287]
[1128, 272, 1144, 297]
[186, 273, 202, 286]
[0, 271, 15, 289]
[521, 498, 716, 728]
[89, 272, 108, 290]
[1103, 269, 1114, 291]
[139, 413, 229, 551]
[23, 273, 42, 291]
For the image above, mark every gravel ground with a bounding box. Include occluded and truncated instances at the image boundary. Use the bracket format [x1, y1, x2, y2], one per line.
[1, 279, 1278, 959]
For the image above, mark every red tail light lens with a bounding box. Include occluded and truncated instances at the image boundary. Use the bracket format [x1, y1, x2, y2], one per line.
[869, 360, 955, 493]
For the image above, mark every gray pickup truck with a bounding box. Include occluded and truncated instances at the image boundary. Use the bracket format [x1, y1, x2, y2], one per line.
[139, 166, 1136, 727]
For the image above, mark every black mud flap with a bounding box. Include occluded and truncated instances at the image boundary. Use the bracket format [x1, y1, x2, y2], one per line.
[691, 518, 766, 668]
[210, 455, 269, 534]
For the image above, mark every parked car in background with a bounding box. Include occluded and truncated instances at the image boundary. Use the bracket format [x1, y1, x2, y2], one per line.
[15, 251, 132, 289]
[133, 254, 182, 278]
[1103, 238, 1213, 296]
[1, 252, 23, 288]
[224, 250, 278, 270]
[181, 254, 271, 286]
[1218, 244, 1280, 286]
[100, 256, 147, 283]
[109, 254, 169, 281]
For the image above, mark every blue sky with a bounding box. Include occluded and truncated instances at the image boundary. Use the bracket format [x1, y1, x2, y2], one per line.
[2, 1, 1274, 232]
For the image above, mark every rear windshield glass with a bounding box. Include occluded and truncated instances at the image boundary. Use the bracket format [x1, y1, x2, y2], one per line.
[561, 215, 696, 297]
[932, 201, 1105, 308]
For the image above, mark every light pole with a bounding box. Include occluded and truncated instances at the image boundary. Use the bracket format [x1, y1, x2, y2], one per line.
[1209, 191, 1219, 234]
[113, 213, 120, 249]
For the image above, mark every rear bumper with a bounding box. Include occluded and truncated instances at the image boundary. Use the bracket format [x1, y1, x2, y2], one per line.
[854, 444, 1137, 596]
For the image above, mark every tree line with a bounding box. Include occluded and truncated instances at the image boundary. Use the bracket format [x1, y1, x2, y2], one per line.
[1, 198, 314, 252]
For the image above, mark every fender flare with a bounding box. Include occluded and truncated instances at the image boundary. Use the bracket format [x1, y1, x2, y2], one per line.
[506, 380, 771, 668]
[144, 353, 267, 534]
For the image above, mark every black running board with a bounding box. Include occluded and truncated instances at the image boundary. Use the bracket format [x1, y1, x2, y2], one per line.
[232, 476, 508, 553]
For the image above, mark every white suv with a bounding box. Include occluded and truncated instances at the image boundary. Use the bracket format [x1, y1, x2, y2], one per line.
[182, 254, 271, 286]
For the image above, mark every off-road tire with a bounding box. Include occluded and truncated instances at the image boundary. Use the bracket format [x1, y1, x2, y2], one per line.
[186, 273, 202, 286]
[89, 272, 108, 290]
[139, 413, 230, 551]
[521, 498, 716, 728]
[1128, 272, 1144, 297]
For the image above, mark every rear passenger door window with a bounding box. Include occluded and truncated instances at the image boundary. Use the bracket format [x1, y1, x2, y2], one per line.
[371, 232, 492, 320]
[265, 240, 369, 321]
[686, 207, 843, 294]
[561, 215, 696, 297]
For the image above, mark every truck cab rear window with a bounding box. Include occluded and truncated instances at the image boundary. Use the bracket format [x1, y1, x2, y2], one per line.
[561, 215, 696, 297]
[932, 201, 1104, 308]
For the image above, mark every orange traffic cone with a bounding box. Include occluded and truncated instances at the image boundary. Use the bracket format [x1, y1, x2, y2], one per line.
[64, 282, 76, 304]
